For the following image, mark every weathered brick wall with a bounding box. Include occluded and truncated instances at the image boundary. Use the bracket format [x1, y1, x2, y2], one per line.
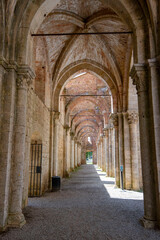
[22, 87, 50, 207]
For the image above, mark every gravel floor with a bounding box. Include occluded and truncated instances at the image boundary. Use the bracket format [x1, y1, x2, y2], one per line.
[1, 164, 160, 240]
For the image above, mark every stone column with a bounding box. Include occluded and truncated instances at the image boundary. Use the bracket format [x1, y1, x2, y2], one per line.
[148, 58, 160, 225]
[127, 111, 139, 190]
[99, 136, 103, 169]
[70, 132, 75, 170]
[96, 141, 99, 166]
[101, 135, 105, 171]
[64, 125, 70, 177]
[130, 64, 157, 228]
[0, 68, 16, 231]
[52, 112, 60, 176]
[110, 113, 120, 187]
[123, 112, 132, 190]
[8, 70, 33, 228]
[77, 142, 81, 166]
[74, 137, 78, 167]
[103, 129, 107, 173]
[118, 113, 124, 188]
[105, 128, 109, 176]
[111, 125, 115, 177]
[0, 65, 4, 125]
[108, 126, 112, 177]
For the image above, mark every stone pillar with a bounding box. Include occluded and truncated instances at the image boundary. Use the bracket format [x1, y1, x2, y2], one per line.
[130, 64, 157, 228]
[96, 141, 99, 166]
[123, 112, 132, 190]
[53, 112, 60, 176]
[8, 70, 34, 228]
[74, 138, 78, 167]
[0, 65, 4, 126]
[78, 142, 82, 166]
[148, 58, 160, 226]
[111, 125, 115, 177]
[0, 68, 16, 231]
[103, 129, 107, 173]
[70, 132, 75, 170]
[108, 126, 112, 177]
[99, 136, 103, 169]
[101, 135, 106, 171]
[127, 111, 139, 190]
[64, 125, 70, 177]
[105, 128, 109, 176]
[118, 113, 124, 188]
[49, 111, 54, 189]
[110, 113, 120, 187]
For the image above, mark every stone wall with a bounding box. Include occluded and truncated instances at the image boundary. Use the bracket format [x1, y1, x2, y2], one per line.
[22, 87, 50, 207]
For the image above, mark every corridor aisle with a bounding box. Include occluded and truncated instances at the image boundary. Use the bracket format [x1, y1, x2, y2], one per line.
[0, 165, 160, 240]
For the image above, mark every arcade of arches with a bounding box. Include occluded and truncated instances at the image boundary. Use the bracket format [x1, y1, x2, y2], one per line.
[0, 0, 160, 232]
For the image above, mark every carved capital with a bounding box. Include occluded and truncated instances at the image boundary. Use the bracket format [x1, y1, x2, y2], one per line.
[130, 64, 148, 93]
[16, 74, 32, 89]
[127, 111, 138, 124]
[16, 65, 35, 89]
[103, 128, 108, 137]
[110, 113, 118, 127]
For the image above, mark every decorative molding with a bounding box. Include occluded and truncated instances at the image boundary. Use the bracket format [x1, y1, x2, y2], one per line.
[127, 111, 138, 124]
[110, 113, 118, 127]
[16, 75, 30, 89]
[130, 64, 148, 93]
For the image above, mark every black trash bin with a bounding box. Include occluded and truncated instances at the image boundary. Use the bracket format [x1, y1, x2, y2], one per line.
[52, 176, 61, 191]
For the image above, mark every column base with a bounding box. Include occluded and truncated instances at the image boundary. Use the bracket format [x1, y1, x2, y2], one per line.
[0, 225, 8, 232]
[8, 212, 26, 228]
[140, 217, 157, 229]
[63, 170, 70, 178]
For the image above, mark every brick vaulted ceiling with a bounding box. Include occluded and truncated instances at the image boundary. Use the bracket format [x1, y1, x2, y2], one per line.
[34, 0, 132, 150]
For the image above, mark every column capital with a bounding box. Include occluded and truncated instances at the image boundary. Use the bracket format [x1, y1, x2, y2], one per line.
[110, 113, 118, 127]
[130, 64, 148, 93]
[16, 65, 35, 89]
[103, 128, 108, 138]
[127, 111, 139, 124]
[16, 74, 31, 89]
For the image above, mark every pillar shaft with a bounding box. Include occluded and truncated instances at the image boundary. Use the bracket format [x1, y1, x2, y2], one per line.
[8, 72, 33, 228]
[148, 59, 160, 225]
[111, 127, 115, 177]
[128, 111, 139, 190]
[130, 64, 157, 227]
[74, 140, 78, 167]
[70, 138, 75, 169]
[64, 126, 70, 177]
[53, 112, 60, 176]
[0, 69, 16, 231]
[110, 114, 120, 187]
[108, 128, 112, 176]
[123, 112, 132, 189]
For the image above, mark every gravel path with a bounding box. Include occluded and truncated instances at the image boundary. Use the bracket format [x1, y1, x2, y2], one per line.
[1, 164, 160, 240]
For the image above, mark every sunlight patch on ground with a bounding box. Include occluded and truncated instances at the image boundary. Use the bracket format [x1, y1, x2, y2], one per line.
[94, 165, 143, 201]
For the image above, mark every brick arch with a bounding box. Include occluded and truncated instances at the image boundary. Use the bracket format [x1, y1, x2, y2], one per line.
[70, 109, 103, 132]
[65, 95, 109, 126]
[7, 0, 152, 67]
[77, 125, 98, 138]
[76, 121, 99, 136]
[52, 60, 119, 112]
